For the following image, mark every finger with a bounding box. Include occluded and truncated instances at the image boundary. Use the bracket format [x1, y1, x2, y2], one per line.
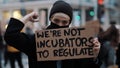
[93, 40, 101, 49]
[93, 38, 100, 44]
[93, 37, 98, 42]
[93, 42, 100, 47]
[32, 12, 39, 19]
[29, 12, 39, 22]
[32, 12, 39, 22]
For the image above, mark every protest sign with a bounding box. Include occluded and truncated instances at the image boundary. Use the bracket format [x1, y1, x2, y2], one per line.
[35, 26, 96, 61]
[85, 20, 100, 35]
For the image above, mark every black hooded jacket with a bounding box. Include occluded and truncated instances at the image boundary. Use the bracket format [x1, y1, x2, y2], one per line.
[4, 18, 57, 68]
[4, 18, 104, 68]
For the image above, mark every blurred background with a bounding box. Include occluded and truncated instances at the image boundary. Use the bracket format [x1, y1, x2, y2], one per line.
[0, 0, 120, 33]
[0, 0, 120, 68]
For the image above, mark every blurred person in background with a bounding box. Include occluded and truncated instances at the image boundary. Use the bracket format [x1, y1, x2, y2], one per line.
[0, 24, 4, 68]
[98, 21, 119, 68]
[4, 1, 102, 68]
[116, 43, 120, 68]
[4, 45, 24, 68]
[0, 33, 3, 68]
[116, 24, 120, 68]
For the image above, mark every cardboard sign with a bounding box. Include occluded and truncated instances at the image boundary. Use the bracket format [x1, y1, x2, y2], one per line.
[35, 26, 96, 61]
[85, 20, 100, 35]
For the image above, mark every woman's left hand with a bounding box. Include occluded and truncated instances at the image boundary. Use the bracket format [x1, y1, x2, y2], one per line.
[93, 37, 101, 58]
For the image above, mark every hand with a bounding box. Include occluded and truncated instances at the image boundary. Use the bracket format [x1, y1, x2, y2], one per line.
[93, 37, 101, 59]
[20, 11, 39, 24]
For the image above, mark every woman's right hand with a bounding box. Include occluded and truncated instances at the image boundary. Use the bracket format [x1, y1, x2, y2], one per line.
[20, 11, 39, 24]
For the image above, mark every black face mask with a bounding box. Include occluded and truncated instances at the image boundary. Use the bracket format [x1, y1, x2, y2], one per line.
[46, 22, 69, 29]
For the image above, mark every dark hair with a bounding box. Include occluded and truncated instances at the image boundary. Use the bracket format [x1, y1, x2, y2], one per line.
[98, 24, 119, 47]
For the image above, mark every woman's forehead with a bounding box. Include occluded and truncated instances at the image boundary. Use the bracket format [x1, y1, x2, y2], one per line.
[52, 13, 70, 20]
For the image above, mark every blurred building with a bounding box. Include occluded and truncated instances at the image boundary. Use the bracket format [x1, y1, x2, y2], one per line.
[0, 0, 120, 33]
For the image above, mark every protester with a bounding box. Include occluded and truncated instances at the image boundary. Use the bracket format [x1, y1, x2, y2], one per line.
[0, 25, 4, 68]
[4, 45, 23, 68]
[4, 1, 101, 68]
[116, 43, 120, 68]
[0, 33, 3, 68]
[98, 21, 119, 68]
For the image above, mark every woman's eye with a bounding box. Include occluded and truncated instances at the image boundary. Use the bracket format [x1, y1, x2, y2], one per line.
[54, 19, 60, 23]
